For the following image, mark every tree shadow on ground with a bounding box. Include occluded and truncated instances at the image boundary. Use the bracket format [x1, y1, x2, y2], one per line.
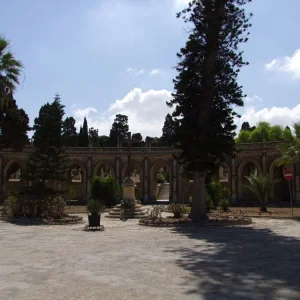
[167, 224, 300, 300]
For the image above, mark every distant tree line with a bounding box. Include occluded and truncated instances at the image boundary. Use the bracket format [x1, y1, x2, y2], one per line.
[236, 121, 294, 144]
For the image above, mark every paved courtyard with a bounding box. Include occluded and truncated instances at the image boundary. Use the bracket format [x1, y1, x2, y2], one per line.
[1, 214, 300, 300]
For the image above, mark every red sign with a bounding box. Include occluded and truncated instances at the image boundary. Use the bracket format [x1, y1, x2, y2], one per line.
[284, 169, 293, 181]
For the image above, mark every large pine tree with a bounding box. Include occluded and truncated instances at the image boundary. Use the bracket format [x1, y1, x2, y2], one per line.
[108, 114, 129, 146]
[62, 116, 77, 146]
[168, 0, 252, 220]
[23, 94, 69, 190]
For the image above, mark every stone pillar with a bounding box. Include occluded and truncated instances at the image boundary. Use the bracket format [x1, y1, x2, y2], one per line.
[86, 156, 92, 200]
[116, 156, 120, 184]
[143, 156, 149, 203]
[231, 157, 237, 204]
[262, 152, 267, 175]
[172, 159, 177, 202]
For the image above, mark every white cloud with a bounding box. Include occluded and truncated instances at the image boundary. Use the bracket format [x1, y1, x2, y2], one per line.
[174, 0, 190, 9]
[72, 88, 173, 138]
[150, 68, 161, 76]
[126, 67, 144, 76]
[236, 96, 300, 130]
[265, 49, 300, 79]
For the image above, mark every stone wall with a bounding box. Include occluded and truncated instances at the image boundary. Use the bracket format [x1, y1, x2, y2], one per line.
[0, 142, 299, 204]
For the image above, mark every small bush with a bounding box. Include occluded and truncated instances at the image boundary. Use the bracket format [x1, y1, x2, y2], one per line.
[168, 203, 188, 218]
[219, 198, 230, 212]
[87, 199, 106, 215]
[157, 173, 165, 184]
[2, 195, 66, 219]
[206, 194, 215, 213]
[144, 205, 165, 222]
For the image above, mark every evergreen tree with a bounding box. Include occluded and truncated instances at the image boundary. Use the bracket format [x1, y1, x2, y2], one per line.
[78, 126, 84, 147]
[108, 114, 129, 146]
[23, 94, 69, 190]
[62, 116, 77, 146]
[161, 113, 175, 146]
[82, 117, 89, 147]
[1, 99, 30, 150]
[168, 0, 252, 220]
[89, 127, 100, 147]
[132, 133, 145, 147]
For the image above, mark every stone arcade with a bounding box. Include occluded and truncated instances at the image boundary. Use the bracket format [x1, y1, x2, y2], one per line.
[1, 142, 300, 205]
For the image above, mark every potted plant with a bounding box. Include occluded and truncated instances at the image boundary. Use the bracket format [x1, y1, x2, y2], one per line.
[87, 199, 106, 227]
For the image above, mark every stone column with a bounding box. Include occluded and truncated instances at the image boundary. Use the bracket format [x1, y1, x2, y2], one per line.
[116, 156, 120, 184]
[262, 152, 267, 175]
[231, 157, 237, 204]
[172, 159, 177, 202]
[86, 156, 92, 200]
[143, 156, 149, 203]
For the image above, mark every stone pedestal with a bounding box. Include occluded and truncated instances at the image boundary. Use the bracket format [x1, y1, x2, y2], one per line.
[107, 176, 147, 219]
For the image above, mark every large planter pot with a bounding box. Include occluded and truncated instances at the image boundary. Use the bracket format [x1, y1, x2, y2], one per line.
[88, 214, 101, 227]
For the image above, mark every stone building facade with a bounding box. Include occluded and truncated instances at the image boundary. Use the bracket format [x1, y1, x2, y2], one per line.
[1, 142, 299, 204]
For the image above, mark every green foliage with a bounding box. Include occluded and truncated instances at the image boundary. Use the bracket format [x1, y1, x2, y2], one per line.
[2, 195, 66, 219]
[144, 205, 165, 222]
[1, 101, 30, 150]
[168, 203, 188, 218]
[206, 180, 231, 212]
[206, 194, 215, 213]
[219, 198, 230, 212]
[23, 94, 69, 186]
[276, 122, 300, 167]
[86, 199, 105, 215]
[156, 173, 165, 184]
[78, 117, 89, 147]
[132, 133, 145, 147]
[167, 0, 252, 175]
[62, 117, 77, 146]
[160, 113, 175, 146]
[89, 127, 100, 147]
[236, 122, 298, 144]
[244, 173, 277, 212]
[0, 36, 23, 101]
[67, 185, 77, 200]
[90, 176, 120, 206]
[108, 114, 129, 146]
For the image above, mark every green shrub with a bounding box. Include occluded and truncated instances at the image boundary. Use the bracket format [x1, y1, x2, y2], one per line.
[90, 176, 121, 207]
[2, 195, 66, 219]
[87, 199, 106, 215]
[168, 203, 188, 218]
[144, 205, 165, 222]
[206, 194, 215, 213]
[157, 173, 165, 184]
[219, 198, 230, 212]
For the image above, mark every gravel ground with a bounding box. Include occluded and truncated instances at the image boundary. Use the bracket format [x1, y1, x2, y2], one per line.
[0, 213, 300, 300]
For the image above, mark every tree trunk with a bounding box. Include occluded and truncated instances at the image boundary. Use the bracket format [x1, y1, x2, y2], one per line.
[260, 197, 268, 212]
[189, 172, 208, 221]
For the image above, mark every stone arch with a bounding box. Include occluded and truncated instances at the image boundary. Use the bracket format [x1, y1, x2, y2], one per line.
[237, 158, 262, 203]
[149, 159, 173, 201]
[269, 159, 293, 203]
[66, 160, 87, 202]
[3, 160, 24, 196]
[93, 161, 115, 178]
[121, 160, 144, 200]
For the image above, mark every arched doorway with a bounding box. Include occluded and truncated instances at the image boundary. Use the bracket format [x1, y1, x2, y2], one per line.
[150, 160, 172, 201]
[67, 163, 86, 202]
[238, 159, 262, 203]
[4, 161, 23, 195]
[93, 162, 115, 178]
[121, 161, 143, 200]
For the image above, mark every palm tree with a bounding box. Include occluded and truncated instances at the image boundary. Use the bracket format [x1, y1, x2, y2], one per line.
[0, 36, 23, 110]
[244, 172, 279, 212]
[275, 122, 300, 167]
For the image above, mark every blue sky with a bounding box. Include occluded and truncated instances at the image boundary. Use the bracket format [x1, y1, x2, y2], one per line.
[1, 0, 300, 138]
